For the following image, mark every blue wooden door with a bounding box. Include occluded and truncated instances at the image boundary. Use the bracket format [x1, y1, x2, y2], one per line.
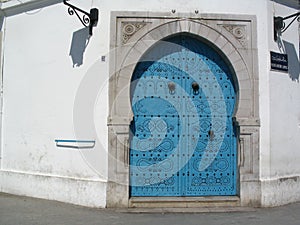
[130, 35, 237, 197]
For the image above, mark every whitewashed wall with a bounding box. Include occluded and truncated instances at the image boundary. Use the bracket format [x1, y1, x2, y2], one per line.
[269, 1, 300, 179]
[0, 1, 109, 207]
[263, 1, 300, 206]
[0, 0, 298, 207]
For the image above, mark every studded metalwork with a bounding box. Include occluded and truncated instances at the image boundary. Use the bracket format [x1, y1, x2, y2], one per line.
[129, 35, 237, 197]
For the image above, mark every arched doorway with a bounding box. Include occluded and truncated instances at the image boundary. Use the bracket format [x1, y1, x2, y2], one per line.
[129, 34, 238, 197]
[107, 16, 260, 207]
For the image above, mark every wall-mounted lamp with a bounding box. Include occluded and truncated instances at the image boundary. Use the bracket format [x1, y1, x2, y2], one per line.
[274, 12, 300, 41]
[63, 0, 99, 36]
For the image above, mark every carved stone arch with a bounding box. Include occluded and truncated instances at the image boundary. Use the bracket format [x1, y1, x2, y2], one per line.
[107, 13, 260, 208]
[114, 19, 257, 122]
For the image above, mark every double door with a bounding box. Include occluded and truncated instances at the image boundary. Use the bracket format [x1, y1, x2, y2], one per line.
[129, 35, 237, 196]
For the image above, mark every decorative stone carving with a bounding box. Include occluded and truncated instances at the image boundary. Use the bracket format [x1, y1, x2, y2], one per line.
[121, 22, 150, 44]
[222, 25, 247, 48]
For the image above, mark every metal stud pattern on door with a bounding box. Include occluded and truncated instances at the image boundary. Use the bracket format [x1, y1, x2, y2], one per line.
[130, 35, 237, 197]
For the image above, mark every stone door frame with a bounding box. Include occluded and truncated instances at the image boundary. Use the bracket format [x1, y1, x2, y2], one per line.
[107, 11, 260, 208]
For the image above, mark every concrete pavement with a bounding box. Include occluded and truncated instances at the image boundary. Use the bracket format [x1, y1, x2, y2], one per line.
[1, 192, 300, 225]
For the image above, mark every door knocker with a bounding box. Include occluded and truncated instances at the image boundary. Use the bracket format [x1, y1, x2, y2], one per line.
[168, 82, 176, 95]
[192, 82, 200, 95]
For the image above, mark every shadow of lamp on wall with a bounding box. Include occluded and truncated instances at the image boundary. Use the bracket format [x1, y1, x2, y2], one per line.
[283, 40, 300, 82]
[69, 27, 90, 67]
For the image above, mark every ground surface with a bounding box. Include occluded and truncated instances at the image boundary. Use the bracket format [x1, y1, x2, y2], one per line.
[1, 192, 300, 225]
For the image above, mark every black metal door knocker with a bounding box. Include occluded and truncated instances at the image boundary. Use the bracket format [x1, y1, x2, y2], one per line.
[168, 82, 176, 95]
[192, 82, 200, 95]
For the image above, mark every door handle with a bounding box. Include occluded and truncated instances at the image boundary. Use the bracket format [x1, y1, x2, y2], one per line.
[208, 130, 215, 140]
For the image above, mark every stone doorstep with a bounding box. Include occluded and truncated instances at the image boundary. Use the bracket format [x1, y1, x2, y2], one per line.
[128, 196, 242, 208]
[116, 207, 256, 214]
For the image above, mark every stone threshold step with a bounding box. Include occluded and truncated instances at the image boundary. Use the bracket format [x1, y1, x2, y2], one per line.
[130, 196, 240, 203]
[116, 207, 256, 214]
[129, 196, 241, 208]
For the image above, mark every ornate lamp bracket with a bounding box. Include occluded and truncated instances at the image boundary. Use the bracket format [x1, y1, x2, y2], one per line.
[63, 0, 99, 36]
[274, 12, 300, 41]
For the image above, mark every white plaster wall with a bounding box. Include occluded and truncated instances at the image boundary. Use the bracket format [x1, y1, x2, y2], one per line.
[0, 2, 109, 207]
[2, 3, 108, 177]
[262, 1, 300, 206]
[268, 1, 300, 179]
[1, 0, 297, 207]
